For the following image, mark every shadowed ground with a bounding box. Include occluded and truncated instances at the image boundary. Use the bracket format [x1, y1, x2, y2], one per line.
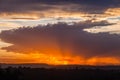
[0, 65, 120, 80]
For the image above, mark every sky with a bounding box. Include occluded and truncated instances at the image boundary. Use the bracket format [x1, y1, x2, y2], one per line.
[0, 0, 120, 65]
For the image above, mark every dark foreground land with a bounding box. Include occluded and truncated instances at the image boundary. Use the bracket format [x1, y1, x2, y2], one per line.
[0, 65, 120, 80]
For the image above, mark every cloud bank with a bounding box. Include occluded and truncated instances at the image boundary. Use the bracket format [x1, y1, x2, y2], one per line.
[0, 20, 120, 59]
[0, 0, 120, 19]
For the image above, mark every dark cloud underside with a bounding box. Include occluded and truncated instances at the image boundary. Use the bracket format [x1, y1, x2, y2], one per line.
[0, 21, 120, 58]
[0, 0, 120, 14]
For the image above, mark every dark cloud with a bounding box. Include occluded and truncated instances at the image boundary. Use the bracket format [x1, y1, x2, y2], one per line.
[0, 20, 120, 58]
[0, 0, 120, 14]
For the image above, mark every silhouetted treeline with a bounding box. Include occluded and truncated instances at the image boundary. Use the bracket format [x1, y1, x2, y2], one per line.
[0, 66, 120, 80]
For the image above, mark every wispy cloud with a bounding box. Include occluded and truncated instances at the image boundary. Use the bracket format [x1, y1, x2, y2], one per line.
[0, 0, 119, 19]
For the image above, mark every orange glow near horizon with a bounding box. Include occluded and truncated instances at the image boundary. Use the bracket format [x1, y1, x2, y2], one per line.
[32, 54, 120, 65]
[0, 51, 120, 65]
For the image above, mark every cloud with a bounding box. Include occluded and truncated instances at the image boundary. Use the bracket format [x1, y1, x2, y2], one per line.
[0, 20, 120, 59]
[84, 22, 120, 34]
[0, 0, 120, 18]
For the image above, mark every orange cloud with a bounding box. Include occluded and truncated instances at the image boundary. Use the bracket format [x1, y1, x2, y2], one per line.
[0, 21, 120, 65]
[0, 51, 120, 65]
[0, 8, 120, 20]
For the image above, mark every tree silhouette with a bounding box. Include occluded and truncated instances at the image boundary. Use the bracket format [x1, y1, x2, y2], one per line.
[0, 66, 120, 80]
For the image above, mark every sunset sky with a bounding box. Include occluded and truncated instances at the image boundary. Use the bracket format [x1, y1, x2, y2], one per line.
[0, 0, 120, 65]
